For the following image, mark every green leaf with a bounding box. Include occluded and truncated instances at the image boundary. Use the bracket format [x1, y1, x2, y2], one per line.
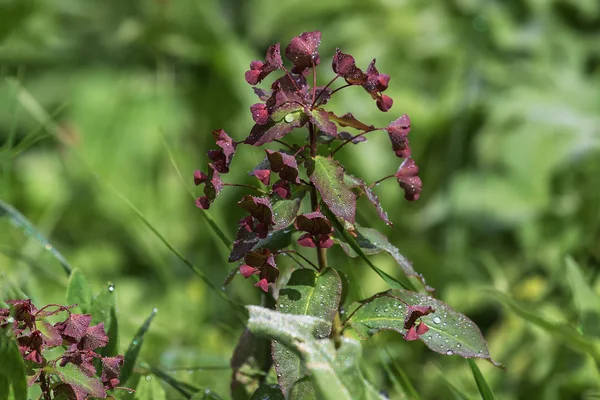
[0, 329, 27, 400]
[246, 111, 308, 146]
[565, 256, 600, 338]
[250, 384, 284, 400]
[66, 268, 92, 314]
[247, 306, 385, 400]
[346, 289, 503, 368]
[307, 156, 356, 224]
[273, 268, 342, 398]
[468, 359, 495, 400]
[335, 224, 432, 291]
[135, 376, 166, 400]
[121, 307, 158, 384]
[0, 199, 72, 276]
[322, 203, 415, 291]
[54, 363, 106, 399]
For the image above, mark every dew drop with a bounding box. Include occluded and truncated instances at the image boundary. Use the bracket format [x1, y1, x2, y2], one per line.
[108, 284, 115, 292]
[432, 316, 441, 324]
[132, 339, 139, 346]
[145, 375, 151, 381]
[284, 114, 294, 123]
[45, 243, 52, 250]
[6, 317, 14, 324]
[446, 350, 454, 355]
[456, 343, 461, 348]
[152, 307, 158, 313]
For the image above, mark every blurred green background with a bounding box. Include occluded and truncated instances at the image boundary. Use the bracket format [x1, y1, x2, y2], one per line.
[1, 0, 600, 399]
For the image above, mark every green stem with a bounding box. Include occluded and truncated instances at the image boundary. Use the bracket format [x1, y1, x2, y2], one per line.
[308, 122, 328, 272]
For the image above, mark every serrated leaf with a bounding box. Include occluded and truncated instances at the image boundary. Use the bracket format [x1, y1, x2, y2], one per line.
[335, 224, 432, 291]
[66, 268, 92, 314]
[54, 363, 106, 399]
[346, 289, 503, 368]
[249, 384, 284, 400]
[121, 308, 158, 384]
[0, 329, 27, 400]
[344, 174, 392, 226]
[245, 112, 308, 146]
[273, 268, 342, 398]
[565, 256, 600, 338]
[0, 199, 72, 276]
[230, 329, 271, 400]
[308, 156, 356, 224]
[322, 204, 415, 291]
[247, 306, 385, 400]
[468, 359, 495, 400]
[135, 376, 166, 400]
[229, 192, 304, 262]
[308, 108, 337, 137]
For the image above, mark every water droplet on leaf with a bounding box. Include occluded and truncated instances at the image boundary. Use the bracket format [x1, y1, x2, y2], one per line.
[284, 114, 294, 123]
[446, 350, 454, 355]
[433, 316, 441, 324]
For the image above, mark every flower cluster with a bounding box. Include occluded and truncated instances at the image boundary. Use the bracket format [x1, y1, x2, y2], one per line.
[193, 31, 423, 294]
[0, 299, 124, 400]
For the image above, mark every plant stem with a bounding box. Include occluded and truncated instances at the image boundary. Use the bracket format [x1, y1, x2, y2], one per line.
[39, 371, 52, 400]
[308, 122, 328, 272]
[223, 183, 267, 194]
[330, 128, 379, 156]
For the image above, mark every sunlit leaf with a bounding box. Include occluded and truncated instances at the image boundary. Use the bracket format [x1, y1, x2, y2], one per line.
[346, 289, 503, 368]
[468, 359, 495, 400]
[273, 268, 342, 398]
[307, 156, 356, 224]
[53, 363, 106, 399]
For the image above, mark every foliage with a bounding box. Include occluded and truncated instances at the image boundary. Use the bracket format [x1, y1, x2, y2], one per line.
[1, 0, 600, 399]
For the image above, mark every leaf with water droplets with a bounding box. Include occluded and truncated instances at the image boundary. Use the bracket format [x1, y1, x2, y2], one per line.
[335, 224, 432, 291]
[307, 156, 356, 224]
[0, 199, 72, 276]
[346, 289, 503, 368]
[121, 308, 158, 384]
[90, 283, 119, 358]
[247, 306, 385, 400]
[273, 268, 342, 398]
[245, 111, 308, 146]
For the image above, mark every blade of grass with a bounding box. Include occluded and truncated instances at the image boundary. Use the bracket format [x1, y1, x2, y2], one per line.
[468, 359, 495, 400]
[0, 199, 72, 276]
[121, 308, 158, 384]
[383, 346, 420, 400]
[434, 362, 472, 400]
[138, 362, 198, 398]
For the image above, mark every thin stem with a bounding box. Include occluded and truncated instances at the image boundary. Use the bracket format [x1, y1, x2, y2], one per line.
[311, 58, 317, 106]
[223, 183, 268, 194]
[368, 174, 396, 189]
[328, 83, 352, 98]
[330, 128, 379, 156]
[312, 74, 340, 107]
[308, 122, 328, 272]
[278, 250, 319, 271]
[273, 139, 295, 152]
[39, 371, 52, 400]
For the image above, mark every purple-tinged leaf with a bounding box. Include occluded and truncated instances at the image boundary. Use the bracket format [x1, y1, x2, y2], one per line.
[273, 268, 342, 398]
[339, 131, 367, 144]
[253, 87, 272, 101]
[332, 48, 367, 85]
[79, 323, 109, 350]
[307, 108, 337, 137]
[250, 103, 269, 125]
[294, 211, 332, 235]
[344, 173, 392, 226]
[243, 249, 279, 292]
[285, 31, 322, 74]
[361, 59, 393, 111]
[37, 320, 63, 347]
[194, 164, 223, 209]
[396, 158, 422, 201]
[208, 129, 237, 173]
[272, 180, 291, 199]
[346, 289, 503, 368]
[327, 111, 375, 132]
[238, 196, 275, 226]
[245, 112, 308, 146]
[376, 94, 393, 112]
[386, 114, 411, 157]
[101, 355, 124, 390]
[229, 192, 304, 262]
[55, 314, 92, 343]
[265, 150, 301, 184]
[335, 224, 432, 291]
[307, 156, 356, 224]
[252, 169, 271, 185]
[245, 43, 283, 85]
[54, 363, 107, 400]
[314, 86, 333, 106]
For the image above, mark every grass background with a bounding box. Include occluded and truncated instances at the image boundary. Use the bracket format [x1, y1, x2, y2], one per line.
[1, 0, 600, 399]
